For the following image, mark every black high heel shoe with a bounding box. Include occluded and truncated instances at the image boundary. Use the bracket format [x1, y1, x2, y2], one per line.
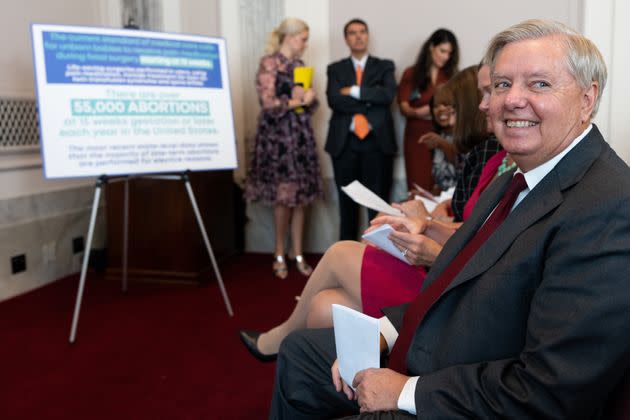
[239, 330, 277, 362]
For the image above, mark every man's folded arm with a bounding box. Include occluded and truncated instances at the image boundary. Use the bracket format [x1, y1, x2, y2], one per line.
[358, 60, 396, 105]
[326, 65, 367, 114]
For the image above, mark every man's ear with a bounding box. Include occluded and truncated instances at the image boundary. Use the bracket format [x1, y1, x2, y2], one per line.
[581, 81, 598, 122]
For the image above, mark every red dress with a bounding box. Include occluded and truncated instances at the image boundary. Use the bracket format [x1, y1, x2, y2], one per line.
[361, 245, 426, 318]
[397, 67, 449, 191]
[360, 151, 505, 317]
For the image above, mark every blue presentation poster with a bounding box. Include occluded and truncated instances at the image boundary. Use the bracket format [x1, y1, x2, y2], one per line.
[31, 24, 238, 178]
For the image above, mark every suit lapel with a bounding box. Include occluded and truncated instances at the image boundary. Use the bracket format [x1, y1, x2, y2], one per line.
[421, 172, 511, 291]
[341, 58, 356, 85]
[362, 56, 375, 87]
[425, 125, 605, 297]
[447, 172, 563, 292]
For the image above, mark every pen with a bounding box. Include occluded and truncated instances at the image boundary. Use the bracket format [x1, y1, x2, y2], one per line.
[412, 183, 438, 202]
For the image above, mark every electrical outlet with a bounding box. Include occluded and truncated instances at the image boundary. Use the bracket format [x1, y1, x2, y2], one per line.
[11, 254, 26, 274]
[72, 236, 84, 254]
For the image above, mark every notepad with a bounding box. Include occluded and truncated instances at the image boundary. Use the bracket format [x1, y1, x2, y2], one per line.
[361, 224, 410, 264]
[332, 304, 380, 387]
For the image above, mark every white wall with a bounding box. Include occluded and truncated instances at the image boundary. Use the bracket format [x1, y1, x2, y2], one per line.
[0, 0, 101, 97]
[179, 0, 220, 36]
[583, 0, 630, 162]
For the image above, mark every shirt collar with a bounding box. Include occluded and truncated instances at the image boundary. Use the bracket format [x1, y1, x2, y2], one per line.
[517, 124, 593, 192]
[351, 54, 368, 70]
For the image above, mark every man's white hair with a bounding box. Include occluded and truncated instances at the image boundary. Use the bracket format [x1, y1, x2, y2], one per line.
[484, 19, 607, 117]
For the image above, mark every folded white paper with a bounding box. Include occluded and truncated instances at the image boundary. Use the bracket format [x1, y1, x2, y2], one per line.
[361, 224, 410, 264]
[332, 304, 380, 388]
[414, 186, 455, 214]
[342, 181, 403, 216]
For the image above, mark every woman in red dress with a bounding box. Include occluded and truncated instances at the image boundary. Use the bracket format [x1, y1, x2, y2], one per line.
[398, 29, 459, 191]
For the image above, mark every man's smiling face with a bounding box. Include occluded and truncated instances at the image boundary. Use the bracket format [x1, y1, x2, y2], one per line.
[489, 35, 597, 171]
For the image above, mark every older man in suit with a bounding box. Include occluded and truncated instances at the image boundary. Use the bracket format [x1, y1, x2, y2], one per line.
[269, 19, 630, 419]
[326, 18, 397, 240]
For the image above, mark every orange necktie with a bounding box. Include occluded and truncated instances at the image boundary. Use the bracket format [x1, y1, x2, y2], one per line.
[353, 65, 369, 139]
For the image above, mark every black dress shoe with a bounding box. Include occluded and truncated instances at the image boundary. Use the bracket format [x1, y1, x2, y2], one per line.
[239, 330, 277, 362]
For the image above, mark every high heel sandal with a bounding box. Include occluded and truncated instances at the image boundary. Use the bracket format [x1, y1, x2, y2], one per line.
[273, 254, 288, 279]
[294, 255, 313, 277]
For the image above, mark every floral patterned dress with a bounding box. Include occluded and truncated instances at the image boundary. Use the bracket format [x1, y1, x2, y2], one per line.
[244, 53, 323, 207]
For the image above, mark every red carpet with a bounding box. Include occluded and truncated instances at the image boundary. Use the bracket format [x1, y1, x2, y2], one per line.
[0, 253, 316, 419]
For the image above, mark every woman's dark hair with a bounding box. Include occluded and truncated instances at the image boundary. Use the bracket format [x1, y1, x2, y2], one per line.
[412, 28, 459, 92]
[447, 65, 488, 153]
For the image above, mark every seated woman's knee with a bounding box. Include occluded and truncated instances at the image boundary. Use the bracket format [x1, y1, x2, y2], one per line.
[306, 289, 339, 328]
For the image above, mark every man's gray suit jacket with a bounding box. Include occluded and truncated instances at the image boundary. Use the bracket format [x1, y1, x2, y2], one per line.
[383, 125, 630, 419]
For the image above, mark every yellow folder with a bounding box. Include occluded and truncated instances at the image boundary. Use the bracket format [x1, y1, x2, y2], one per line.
[293, 66, 313, 89]
[293, 66, 313, 113]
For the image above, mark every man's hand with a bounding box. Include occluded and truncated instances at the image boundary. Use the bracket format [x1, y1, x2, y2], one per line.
[331, 359, 355, 400]
[339, 86, 352, 95]
[352, 368, 408, 413]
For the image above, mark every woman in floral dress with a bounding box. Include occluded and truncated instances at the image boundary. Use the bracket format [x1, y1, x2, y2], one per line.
[245, 18, 323, 279]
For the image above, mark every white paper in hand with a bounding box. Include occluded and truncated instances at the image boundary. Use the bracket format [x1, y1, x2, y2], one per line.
[341, 181, 403, 216]
[332, 304, 380, 388]
[361, 224, 410, 264]
[414, 186, 455, 213]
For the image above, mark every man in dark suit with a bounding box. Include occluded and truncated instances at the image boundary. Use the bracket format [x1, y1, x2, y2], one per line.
[270, 20, 630, 419]
[325, 19, 397, 240]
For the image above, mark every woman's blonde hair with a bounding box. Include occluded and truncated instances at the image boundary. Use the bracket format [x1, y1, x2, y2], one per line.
[264, 18, 309, 55]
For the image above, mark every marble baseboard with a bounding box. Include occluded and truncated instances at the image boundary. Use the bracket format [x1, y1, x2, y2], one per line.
[0, 189, 105, 302]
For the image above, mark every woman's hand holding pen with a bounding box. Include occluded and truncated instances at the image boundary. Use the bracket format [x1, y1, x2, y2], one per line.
[392, 200, 429, 220]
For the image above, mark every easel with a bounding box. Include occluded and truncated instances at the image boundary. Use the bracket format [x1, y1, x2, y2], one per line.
[69, 172, 234, 343]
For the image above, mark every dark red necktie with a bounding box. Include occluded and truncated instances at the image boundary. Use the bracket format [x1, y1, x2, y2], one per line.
[388, 173, 527, 373]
